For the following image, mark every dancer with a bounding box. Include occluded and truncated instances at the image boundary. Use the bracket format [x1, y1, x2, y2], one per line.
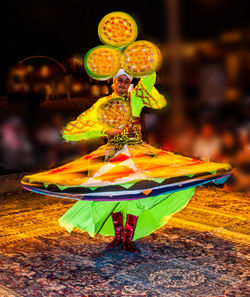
[22, 12, 231, 253]
[22, 69, 230, 253]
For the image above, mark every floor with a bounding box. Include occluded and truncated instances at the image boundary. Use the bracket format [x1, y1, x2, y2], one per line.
[0, 173, 249, 297]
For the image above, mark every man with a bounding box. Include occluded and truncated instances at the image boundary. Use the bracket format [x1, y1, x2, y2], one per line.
[105, 69, 133, 137]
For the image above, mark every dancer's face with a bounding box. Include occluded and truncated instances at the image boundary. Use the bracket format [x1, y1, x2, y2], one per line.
[113, 75, 130, 96]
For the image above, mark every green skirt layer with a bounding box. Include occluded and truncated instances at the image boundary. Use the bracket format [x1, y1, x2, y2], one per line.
[59, 187, 195, 241]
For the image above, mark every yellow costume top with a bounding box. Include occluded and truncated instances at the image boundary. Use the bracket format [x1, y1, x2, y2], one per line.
[63, 72, 166, 142]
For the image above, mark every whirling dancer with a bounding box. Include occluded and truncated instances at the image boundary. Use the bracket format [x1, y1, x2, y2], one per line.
[22, 12, 231, 253]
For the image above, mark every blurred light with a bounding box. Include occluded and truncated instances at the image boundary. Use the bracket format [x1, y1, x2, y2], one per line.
[7, 65, 33, 94]
[219, 31, 243, 43]
[90, 85, 101, 97]
[224, 87, 241, 102]
[100, 85, 109, 95]
[182, 44, 196, 58]
[225, 54, 240, 82]
[40, 65, 50, 77]
[72, 81, 83, 93]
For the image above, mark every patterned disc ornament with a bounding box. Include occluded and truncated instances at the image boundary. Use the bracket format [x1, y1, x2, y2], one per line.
[98, 98, 131, 129]
[121, 40, 162, 78]
[84, 45, 121, 80]
[98, 11, 138, 48]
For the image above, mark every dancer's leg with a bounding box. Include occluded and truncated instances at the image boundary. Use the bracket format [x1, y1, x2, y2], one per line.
[122, 214, 141, 253]
[107, 212, 124, 249]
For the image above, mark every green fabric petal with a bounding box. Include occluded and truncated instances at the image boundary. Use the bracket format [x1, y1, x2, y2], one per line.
[209, 170, 217, 174]
[89, 187, 98, 191]
[57, 185, 68, 191]
[118, 177, 165, 189]
[149, 177, 166, 183]
[120, 181, 137, 189]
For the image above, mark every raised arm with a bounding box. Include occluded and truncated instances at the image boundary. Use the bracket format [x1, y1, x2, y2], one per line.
[130, 72, 167, 117]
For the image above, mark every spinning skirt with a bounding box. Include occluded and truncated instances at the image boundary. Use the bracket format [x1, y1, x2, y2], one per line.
[22, 142, 231, 240]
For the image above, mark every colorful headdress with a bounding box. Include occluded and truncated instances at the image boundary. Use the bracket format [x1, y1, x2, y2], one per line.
[84, 11, 163, 80]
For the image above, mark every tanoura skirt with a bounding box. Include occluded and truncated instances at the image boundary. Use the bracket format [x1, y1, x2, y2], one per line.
[22, 142, 231, 240]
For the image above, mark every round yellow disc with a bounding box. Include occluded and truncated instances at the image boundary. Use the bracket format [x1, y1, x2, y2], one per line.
[121, 40, 162, 78]
[98, 98, 131, 129]
[98, 11, 138, 48]
[84, 45, 121, 80]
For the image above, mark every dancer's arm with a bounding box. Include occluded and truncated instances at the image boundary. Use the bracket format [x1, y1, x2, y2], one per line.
[62, 97, 109, 141]
[130, 72, 167, 117]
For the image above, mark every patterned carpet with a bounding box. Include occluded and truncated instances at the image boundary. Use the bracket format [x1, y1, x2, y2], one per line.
[0, 173, 249, 296]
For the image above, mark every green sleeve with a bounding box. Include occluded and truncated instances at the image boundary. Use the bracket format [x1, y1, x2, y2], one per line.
[130, 72, 167, 117]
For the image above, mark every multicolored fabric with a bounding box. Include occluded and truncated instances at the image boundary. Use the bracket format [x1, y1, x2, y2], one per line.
[22, 143, 230, 190]
[22, 139, 230, 240]
[108, 116, 142, 148]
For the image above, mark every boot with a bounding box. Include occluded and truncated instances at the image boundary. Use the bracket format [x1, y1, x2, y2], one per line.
[108, 212, 124, 249]
[122, 214, 141, 253]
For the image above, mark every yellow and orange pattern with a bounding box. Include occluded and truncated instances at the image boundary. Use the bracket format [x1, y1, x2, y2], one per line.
[22, 142, 230, 189]
[84, 46, 121, 80]
[121, 41, 162, 78]
[97, 98, 131, 129]
[98, 11, 138, 48]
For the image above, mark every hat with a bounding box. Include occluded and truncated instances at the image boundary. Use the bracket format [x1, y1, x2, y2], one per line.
[113, 69, 133, 81]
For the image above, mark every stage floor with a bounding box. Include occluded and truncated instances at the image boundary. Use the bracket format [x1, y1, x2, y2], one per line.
[0, 173, 249, 296]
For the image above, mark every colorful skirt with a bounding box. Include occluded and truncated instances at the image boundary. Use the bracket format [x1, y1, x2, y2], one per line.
[22, 142, 231, 240]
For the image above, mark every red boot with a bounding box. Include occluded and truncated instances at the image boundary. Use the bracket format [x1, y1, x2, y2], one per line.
[108, 212, 124, 249]
[122, 214, 141, 253]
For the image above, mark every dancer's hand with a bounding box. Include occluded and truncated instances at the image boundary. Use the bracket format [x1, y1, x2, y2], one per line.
[104, 128, 123, 136]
